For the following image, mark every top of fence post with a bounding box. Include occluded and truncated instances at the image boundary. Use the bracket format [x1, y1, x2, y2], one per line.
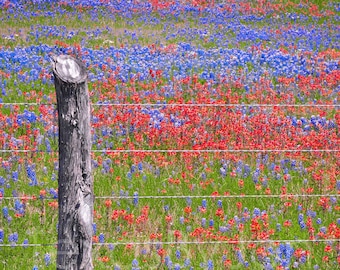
[50, 53, 87, 84]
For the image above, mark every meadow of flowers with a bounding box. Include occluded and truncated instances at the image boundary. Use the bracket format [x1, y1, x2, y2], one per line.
[0, 0, 339, 269]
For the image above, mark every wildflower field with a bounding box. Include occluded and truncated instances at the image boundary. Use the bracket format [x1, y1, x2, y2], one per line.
[0, 0, 339, 269]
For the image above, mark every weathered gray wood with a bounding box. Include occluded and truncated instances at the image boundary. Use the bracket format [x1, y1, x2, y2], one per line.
[51, 54, 93, 270]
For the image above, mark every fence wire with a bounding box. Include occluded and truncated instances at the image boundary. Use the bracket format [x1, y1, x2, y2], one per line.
[0, 149, 338, 153]
[0, 238, 338, 248]
[1, 194, 338, 201]
[0, 102, 338, 107]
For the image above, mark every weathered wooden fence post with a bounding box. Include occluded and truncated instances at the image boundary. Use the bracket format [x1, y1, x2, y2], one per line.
[51, 54, 93, 270]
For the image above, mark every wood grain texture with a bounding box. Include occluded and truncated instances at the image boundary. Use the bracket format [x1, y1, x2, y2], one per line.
[52, 55, 93, 270]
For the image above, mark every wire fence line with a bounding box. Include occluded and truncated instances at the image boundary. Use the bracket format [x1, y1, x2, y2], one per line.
[0, 149, 339, 153]
[0, 239, 338, 248]
[0, 102, 338, 107]
[1, 194, 338, 201]
[95, 194, 340, 199]
[97, 149, 339, 153]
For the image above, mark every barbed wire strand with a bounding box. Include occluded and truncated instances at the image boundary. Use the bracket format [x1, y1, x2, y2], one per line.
[0, 102, 338, 107]
[0, 149, 338, 153]
[1, 194, 339, 200]
[0, 238, 338, 248]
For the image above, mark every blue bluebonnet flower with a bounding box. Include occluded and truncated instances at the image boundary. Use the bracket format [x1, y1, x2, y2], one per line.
[179, 216, 184, 224]
[133, 191, 139, 206]
[12, 171, 18, 182]
[45, 138, 51, 153]
[14, 199, 23, 211]
[3, 206, 9, 219]
[0, 229, 3, 243]
[49, 188, 58, 199]
[26, 164, 37, 186]
[298, 213, 304, 222]
[299, 221, 306, 229]
[220, 167, 226, 177]
[253, 208, 261, 217]
[99, 233, 105, 244]
[319, 227, 327, 234]
[131, 258, 139, 270]
[175, 249, 181, 259]
[173, 264, 181, 270]
[219, 226, 229, 233]
[44, 253, 51, 266]
[277, 243, 294, 267]
[201, 218, 206, 227]
[184, 258, 191, 267]
[244, 164, 251, 177]
[21, 239, 28, 248]
[92, 223, 97, 235]
[8, 232, 18, 243]
[330, 196, 337, 204]
[137, 162, 143, 171]
[236, 249, 244, 263]
[207, 260, 213, 270]
[12, 232, 18, 242]
[306, 210, 316, 218]
[0, 176, 4, 186]
[164, 256, 172, 268]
